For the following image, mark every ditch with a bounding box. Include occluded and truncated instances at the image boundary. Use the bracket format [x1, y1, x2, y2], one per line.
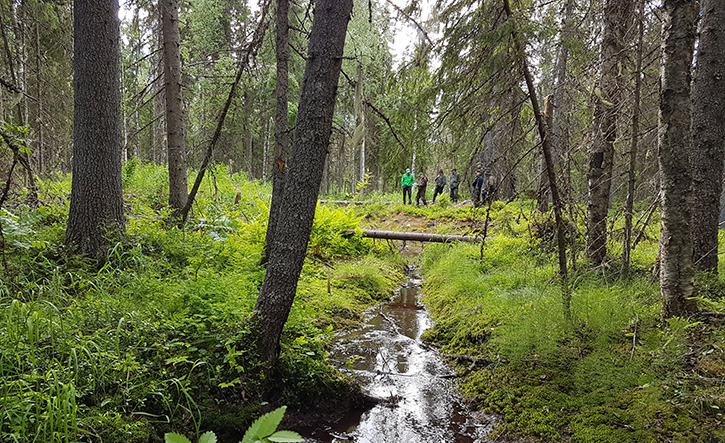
[299, 265, 501, 443]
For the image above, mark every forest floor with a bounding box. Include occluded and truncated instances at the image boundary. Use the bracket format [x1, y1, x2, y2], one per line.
[353, 204, 725, 443]
[3, 168, 724, 443]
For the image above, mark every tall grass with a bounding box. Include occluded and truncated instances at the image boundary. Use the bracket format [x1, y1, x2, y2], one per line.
[420, 229, 725, 442]
[0, 163, 393, 443]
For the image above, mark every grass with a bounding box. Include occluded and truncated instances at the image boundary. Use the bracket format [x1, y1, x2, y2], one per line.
[419, 223, 725, 442]
[0, 163, 403, 443]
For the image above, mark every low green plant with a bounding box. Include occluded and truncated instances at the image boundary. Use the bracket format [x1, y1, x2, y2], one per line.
[419, 234, 725, 442]
[164, 406, 303, 443]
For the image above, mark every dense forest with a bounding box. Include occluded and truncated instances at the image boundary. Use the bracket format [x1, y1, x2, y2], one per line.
[1, 0, 724, 442]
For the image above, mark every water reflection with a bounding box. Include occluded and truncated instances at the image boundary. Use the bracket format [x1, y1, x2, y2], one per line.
[302, 267, 499, 443]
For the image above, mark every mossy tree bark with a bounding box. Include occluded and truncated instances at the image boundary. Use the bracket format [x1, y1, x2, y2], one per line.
[254, 0, 353, 367]
[658, 0, 698, 318]
[691, 0, 725, 274]
[585, 0, 634, 268]
[66, 0, 125, 259]
[161, 0, 189, 214]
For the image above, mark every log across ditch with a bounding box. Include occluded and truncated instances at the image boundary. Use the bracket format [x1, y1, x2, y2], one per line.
[341, 229, 482, 243]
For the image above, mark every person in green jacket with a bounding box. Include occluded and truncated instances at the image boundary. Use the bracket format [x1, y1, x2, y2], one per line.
[401, 168, 414, 204]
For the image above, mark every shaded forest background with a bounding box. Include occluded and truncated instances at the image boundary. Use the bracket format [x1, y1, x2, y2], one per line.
[0, 0, 664, 203]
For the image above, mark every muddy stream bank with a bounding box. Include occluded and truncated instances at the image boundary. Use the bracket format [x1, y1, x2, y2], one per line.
[299, 265, 501, 443]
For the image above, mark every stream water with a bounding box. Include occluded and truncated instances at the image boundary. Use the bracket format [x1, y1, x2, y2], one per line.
[301, 266, 500, 443]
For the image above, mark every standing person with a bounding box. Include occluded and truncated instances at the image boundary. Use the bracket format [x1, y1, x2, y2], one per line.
[432, 169, 446, 203]
[449, 167, 461, 203]
[416, 172, 428, 206]
[401, 168, 414, 204]
[471, 170, 484, 207]
[483, 170, 498, 205]
[475, 162, 483, 177]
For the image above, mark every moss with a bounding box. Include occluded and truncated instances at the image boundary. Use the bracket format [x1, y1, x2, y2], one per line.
[81, 411, 158, 443]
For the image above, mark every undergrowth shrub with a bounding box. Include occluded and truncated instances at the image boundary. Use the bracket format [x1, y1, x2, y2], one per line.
[0, 163, 402, 443]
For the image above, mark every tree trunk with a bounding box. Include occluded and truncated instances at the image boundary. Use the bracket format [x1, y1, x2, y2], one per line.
[659, 0, 698, 318]
[254, 0, 353, 368]
[552, 0, 575, 203]
[262, 0, 291, 264]
[503, 0, 570, 317]
[622, 0, 644, 277]
[356, 62, 366, 197]
[342, 229, 483, 243]
[161, 0, 189, 213]
[585, 0, 634, 267]
[66, 0, 126, 259]
[691, 0, 725, 273]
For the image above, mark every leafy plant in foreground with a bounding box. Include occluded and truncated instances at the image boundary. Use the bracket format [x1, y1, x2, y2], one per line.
[164, 406, 303, 443]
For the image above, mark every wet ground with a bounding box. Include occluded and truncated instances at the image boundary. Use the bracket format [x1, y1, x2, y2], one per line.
[300, 266, 500, 443]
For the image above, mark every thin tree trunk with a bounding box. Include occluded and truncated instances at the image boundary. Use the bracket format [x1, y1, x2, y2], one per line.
[356, 63, 366, 197]
[552, 0, 575, 203]
[691, 0, 725, 273]
[262, 0, 291, 264]
[179, 0, 271, 224]
[35, 22, 43, 176]
[658, 0, 698, 318]
[585, 0, 634, 267]
[161, 0, 189, 213]
[254, 0, 353, 368]
[503, 0, 570, 316]
[622, 0, 644, 277]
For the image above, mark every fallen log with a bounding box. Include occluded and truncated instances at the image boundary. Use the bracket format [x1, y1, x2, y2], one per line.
[342, 229, 482, 243]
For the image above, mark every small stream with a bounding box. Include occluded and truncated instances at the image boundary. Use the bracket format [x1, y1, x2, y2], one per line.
[302, 266, 500, 443]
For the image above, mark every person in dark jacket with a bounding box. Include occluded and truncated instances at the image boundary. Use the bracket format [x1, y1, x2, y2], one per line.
[416, 172, 428, 206]
[471, 171, 484, 207]
[482, 170, 498, 205]
[432, 169, 446, 203]
[449, 168, 461, 203]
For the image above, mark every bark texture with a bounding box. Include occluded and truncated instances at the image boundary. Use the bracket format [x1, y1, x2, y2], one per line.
[66, 0, 125, 258]
[262, 0, 291, 264]
[691, 0, 725, 273]
[659, 0, 698, 317]
[622, 0, 644, 276]
[585, 0, 634, 267]
[161, 0, 188, 212]
[503, 0, 570, 315]
[254, 0, 353, 366]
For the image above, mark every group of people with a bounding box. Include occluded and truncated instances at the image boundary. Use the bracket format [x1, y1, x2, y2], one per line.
[401, 168, 458, 206]
[401, 165, 494, 206]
